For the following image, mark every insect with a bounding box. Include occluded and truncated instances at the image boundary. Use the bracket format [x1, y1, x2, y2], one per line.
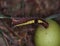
[11, 14, 60, 28]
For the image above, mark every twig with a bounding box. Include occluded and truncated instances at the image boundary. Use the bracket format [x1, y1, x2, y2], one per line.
[1, 19, 21, 39]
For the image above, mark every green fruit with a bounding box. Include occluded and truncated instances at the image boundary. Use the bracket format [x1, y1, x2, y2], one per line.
[34, 19, 60, 46]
